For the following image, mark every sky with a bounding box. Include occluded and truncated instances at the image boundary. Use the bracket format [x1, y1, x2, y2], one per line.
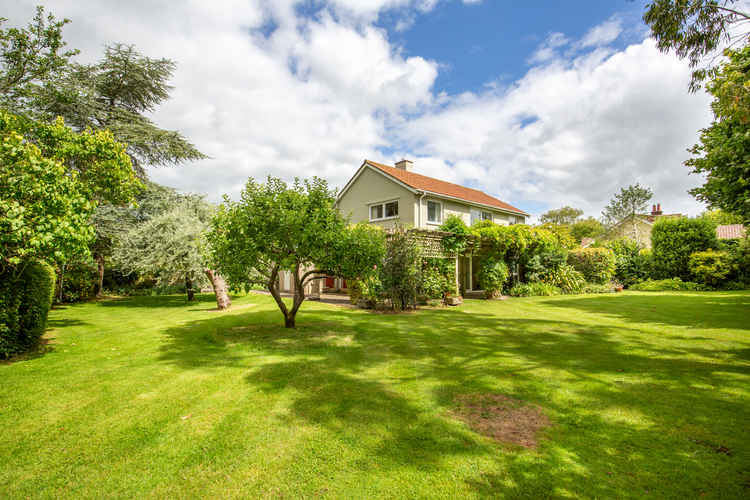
[6, 0, 714, 220]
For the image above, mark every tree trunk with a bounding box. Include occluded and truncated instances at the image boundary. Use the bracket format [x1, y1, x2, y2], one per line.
[95, 254, 105, 298]
[185, 276, 195, 301]
[284, 315, 295, 328]
[204, 269, 231, 310]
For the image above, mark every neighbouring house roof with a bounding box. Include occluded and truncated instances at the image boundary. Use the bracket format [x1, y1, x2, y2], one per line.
[359, 159, 528, 216]
[716, 224, 746, 240]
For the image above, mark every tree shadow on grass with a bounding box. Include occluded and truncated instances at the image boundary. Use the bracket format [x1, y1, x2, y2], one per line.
[96, 294, 219, 309]
[154, 296, 750, 498]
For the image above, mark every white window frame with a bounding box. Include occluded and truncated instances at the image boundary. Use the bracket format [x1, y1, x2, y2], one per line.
[426, 200, 443, 225]
[470, 208, 493, 225]
[368, 199, 399, 222]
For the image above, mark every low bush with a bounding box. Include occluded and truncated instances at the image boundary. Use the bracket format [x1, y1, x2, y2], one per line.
[509, 282, 561, 297]
[567, 247, 616, 284]
[478, 257, 509, 298]
[349, 275, 383, 307]
[630, 278, 705, 291]
[525, 247, 568, 283]
[543, 264, 585, 294]
[57, 260, 98, 302]
[606, 239, 651, 287]
[689, 250, 733, 287]
[581, 283, 615, 294]
[1, 261, 56, 359]
[730, 236, 750, 284]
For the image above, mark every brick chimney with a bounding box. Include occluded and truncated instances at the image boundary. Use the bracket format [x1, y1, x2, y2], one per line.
[651, 203, 662, 216]
[395, 159, 413, 171]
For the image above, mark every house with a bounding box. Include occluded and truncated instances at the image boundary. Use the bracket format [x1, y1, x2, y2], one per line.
[332, 158, 529, 293]
[336, 159, 527, 229]
[716, 224, 746, 240]
[604, 204, 682, 249]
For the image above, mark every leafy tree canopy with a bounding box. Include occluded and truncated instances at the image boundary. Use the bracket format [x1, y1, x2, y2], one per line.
[601, 184, 654, 227]
[686, 46, 750, 222]
[571, 217, 605, 242]
[0, 6, 78, 112]
[644, 0, 750, 91]
[114, 196, 213, 301]
[208, 177, 385, 327]
[701, 208, 745, 225]
[539, 206, 583, 225]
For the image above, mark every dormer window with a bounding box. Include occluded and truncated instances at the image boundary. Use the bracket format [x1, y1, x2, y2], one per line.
[369, 200, 399, 221]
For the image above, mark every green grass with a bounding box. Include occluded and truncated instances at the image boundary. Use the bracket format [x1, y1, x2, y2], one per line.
[1, 291, 749, 498]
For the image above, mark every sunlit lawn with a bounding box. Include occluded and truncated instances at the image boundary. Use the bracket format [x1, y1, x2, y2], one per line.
[1, 291, 749, 498]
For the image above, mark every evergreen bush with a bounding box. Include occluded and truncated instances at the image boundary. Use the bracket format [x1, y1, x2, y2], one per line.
[567, 247, 616, 284]
[651, 217, 718, 280]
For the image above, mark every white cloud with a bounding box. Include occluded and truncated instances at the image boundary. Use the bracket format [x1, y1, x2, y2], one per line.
[398, 37, 712, 218]
[3, 4, 713, 220]
[579, 16, 623, 48]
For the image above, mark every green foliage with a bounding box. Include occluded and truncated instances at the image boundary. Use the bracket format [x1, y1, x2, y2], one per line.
[419, 258, 456, 300]
[114, 197, 214, 300]
[644, 0, 750, 92]
[567, 248, 616, 284]
[581, 283, 616, 294]
[471, 221, 560, 282]
[539, 206, 583, 225]
[543, 264, 586, 294]
[0, 260, 56, 358]
[630, 278, 705, 291]
[58, 260, 98, 303]
[508, 282, 561, 297]
[730, 236, 750, 283]
[651, 217, 718, 280]
[689, 250, 734, 287]
[570, 217, 605, 242]
[349, 275, 383, 307]
[438, 214, 471, 255]
[538, 223, 577, 249]
[601, 184, 653, 228]
[0, 6, 78, 113]
[1, 113, 93, 267]
[39, 44, 207, 178]
[686, 46, 750, 222]
[477, 257, 509, 298]
[606, 239, 651, 287]
[208, 177, 385, 326]
[380, 228, 421, 311]
[525, 247, 568, 283]
[701, 209, 744, 226]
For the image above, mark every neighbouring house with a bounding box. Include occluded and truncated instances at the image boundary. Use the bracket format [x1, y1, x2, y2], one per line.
[604, 204, 682, 249]
[333, 158, 529, 294]
[716, 224, 746, 241]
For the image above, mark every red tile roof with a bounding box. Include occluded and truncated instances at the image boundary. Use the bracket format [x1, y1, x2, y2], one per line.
[364, 160, 528, 215]
[716, 224, 746, 240]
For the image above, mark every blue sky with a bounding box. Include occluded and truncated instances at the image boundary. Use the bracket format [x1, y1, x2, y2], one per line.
[385, 0, 648, 96]
[8, 0, 711, 219]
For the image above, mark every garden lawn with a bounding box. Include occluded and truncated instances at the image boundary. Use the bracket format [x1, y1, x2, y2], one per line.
[1, 291, 749, 498]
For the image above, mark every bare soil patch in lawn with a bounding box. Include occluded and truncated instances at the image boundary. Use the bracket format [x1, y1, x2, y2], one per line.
[452, 393, 551, 449]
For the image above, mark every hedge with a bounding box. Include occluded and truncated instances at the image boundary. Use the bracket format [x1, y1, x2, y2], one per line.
[567, 247, 616, 284]
[0, 261, 56, 358]
[651, 217, 717, 280]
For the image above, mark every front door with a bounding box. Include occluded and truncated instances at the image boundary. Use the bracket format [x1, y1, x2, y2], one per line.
[325, 276, 335, 288]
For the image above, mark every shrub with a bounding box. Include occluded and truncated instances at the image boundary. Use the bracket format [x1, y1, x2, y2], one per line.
[439, 215, 471, 255]
[525, 247, 568, 282]
[688, 250, 734, 287]
[509, 282, 561, 297]
[581, 283, 615, 294]
[730, 236, 750, 284]
[478, 257, 509, 298]
[543, 264, 585, 294]
[630, 278, 705, 291]
[606, 239, 651, 287]
[57, 260, 98, 302]
[567, 247, 616, 284]
[349, 275, 383, 307]
[1, 261, 56, 358]
[651, 217, 718, 280]
[380, 228, 421, 310]
[420, 263, 452, 300]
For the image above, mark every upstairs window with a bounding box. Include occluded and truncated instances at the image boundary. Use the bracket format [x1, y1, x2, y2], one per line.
[471, 209, 492, 225]
[427, 200, 442, 224]
[369, 200, 398, 221]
